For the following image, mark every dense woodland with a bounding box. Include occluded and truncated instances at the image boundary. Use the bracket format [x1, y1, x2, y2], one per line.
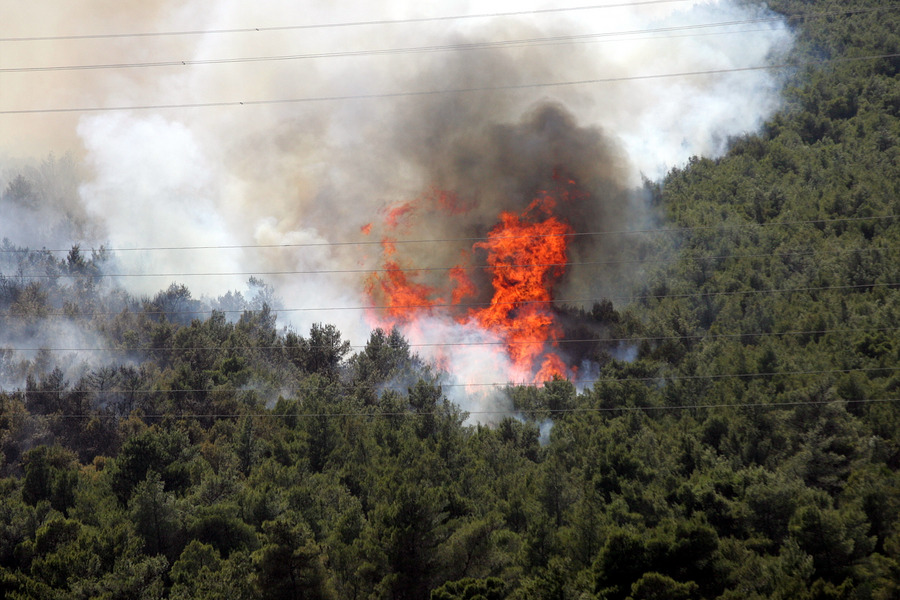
[1, 0, 899, 598]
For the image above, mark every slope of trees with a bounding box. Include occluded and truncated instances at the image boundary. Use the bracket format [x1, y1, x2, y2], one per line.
[1, 0, 899, 598]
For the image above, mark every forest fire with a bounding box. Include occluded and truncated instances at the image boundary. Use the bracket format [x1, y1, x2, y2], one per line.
[364, 173, 579, 384]
[470, 190, 573, 380]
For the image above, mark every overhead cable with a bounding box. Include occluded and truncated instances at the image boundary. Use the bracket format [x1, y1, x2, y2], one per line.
[3, 53, 899, 115]
[4, 246, 894, 280]
[43, 398, 900, 419]
[0, 215, 895, 254]
[0, 1, 726, 42]
[0, 16, 791, 73]
[2, 366, 897, 397]
[4, 397, 898, 420]
[1, 325, 895, 354]
[0, 281, 896, 318]
[1, 3, 892, 43]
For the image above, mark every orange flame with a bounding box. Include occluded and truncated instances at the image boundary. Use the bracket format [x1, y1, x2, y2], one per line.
[385, 202, 415, 229]
[365, 173, 578, 384]
[467, 191, 572, 380]
[365, 239, 438, 330]
[449, 266, 477, 305]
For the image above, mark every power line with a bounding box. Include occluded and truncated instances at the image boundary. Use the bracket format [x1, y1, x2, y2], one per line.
[1, 215, 895, 255]
[5, 245, 894, 280]
[1, 326, 895, 354]
[5, 397, 898, 420]
[4, 53, 899, 115]
[0, 1, 707, 43]
[2, 367, 897, 397]
[0, 281, 895, 319]
[0, 26, 790, 74]
[625, 282, 897, 303]
[2, 3, 892, 44]
[0, 16, 792, 74]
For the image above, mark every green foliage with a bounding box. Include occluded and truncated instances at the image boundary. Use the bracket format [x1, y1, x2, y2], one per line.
[431, 576, 506, 600]
[627, 572, 699, 600]
[109, 427, 190, 504]
[21, 445, 78, 513]
[129, 471, 181, 560]
[252, 514, 335, 600]
[169, 541, 256, 600]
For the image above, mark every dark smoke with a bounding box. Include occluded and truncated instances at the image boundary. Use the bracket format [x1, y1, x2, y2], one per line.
[369, 98, 637, 308]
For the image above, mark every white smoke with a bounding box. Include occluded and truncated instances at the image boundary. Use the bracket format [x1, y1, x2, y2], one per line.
[77, 113, 245, 296]
[390, 314, 518, 422]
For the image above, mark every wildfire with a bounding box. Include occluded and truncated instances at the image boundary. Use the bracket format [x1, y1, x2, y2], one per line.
[365, 174, 578, 384]
[467, 191, 572, 379]
[364, 239, 438, 328]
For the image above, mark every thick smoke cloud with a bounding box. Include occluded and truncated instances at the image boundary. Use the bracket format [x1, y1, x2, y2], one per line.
[1, 0, 794, 407]
[372, 98, 633, 306]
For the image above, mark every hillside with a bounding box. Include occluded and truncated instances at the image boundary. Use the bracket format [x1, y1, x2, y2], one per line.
[1, 0, 899, 598]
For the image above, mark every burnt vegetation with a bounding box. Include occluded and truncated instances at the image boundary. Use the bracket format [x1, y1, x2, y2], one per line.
[2, 0, 900, 598]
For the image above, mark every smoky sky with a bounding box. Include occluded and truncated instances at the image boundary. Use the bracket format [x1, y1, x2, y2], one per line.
[0, 0, 794, 345]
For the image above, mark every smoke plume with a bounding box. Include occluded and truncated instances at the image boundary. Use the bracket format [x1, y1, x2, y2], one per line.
[1, 0, 794, 411]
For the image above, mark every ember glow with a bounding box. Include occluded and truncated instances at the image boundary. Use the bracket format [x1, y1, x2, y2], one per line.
[366, 173, 580, 384]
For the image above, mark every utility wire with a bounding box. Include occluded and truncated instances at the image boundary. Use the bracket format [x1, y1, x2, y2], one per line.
[0, 1, 696, 42]
[3, 367, 897, 397]
[0, 16, 793, 73]
[4, 246, 893, 280]
[2, 326, 895, 354]
[5, 397, 899, 420]
[0, 1, 721, 42]
[0, 215, 895, 255]
[1, 3, 892, 44]
[0, 27, 789, 74]
[4, 53, 899, 115]
[1, 282, 896, 318]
